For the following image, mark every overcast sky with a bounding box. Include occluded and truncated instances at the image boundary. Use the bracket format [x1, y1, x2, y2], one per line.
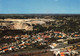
[0, 0, 80, 14]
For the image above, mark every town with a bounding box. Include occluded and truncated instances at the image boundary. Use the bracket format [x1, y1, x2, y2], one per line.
[0, 14, 80, 56]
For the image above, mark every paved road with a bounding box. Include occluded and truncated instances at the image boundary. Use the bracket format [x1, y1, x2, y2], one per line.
[1, 49, 50, 56]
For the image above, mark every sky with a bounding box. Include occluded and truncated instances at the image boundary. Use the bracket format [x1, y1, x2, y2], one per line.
[0, 0, 80, 14]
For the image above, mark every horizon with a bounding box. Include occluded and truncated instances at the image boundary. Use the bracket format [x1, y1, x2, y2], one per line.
[0, 13, 80, 15]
